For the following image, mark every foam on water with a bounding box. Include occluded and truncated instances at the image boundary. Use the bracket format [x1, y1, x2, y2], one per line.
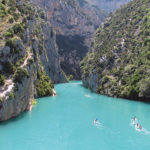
[130, 118, 150, 135]
[93, 120, 103, 130]
[85, 94, 92, 98]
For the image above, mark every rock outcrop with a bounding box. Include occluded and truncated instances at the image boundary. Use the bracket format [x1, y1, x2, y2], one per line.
[0, 0, 67, 121]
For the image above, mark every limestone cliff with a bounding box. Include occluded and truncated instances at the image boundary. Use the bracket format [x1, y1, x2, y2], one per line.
[32, 0, 108, 79]
[0, 0, 67, 121]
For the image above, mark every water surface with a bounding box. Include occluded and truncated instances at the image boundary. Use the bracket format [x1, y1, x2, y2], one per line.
[0, 81, 150, 150]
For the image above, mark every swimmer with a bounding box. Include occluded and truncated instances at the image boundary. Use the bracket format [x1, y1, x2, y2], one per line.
[85, 94, 92, 98]
[133, 116, 136, 121]
[139, 125, 142, 130]
[136, 123, 142, 130]
[131, 116, 137, 125]
[94, 118, 98, 124]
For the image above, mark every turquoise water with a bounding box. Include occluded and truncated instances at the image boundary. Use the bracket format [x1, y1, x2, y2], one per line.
[0, 81, 150, 150]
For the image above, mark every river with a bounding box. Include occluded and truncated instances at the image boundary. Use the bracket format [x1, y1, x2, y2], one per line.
[0, 81, 150, 150]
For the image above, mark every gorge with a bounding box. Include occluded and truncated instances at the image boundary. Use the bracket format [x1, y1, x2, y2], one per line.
[0, 0, 134, 121]
[1, 0, 150, 149]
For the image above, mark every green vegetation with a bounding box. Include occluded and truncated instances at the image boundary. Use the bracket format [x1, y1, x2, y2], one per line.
[27, 58, 34, 66]
[2, 0, 8, 5]
[36, 71, 54, 97]
[2, 62, 15, 74]
[8, 17, 14, 23]
[12, 23, 24, 34]
[5, 38, 15, 47]
[5, 38, 21, 54]
[0, 2, 8, 18]
[9, 92, 15, 100]
[81, 0, 150, 100]
[4, 29, 14, 38]
[0, 75, 6, 86]
[67, 74, 74, 81]
[15, 57, 26, 67]
[14, 68, 29, 83]
[32, 99, 37, 105]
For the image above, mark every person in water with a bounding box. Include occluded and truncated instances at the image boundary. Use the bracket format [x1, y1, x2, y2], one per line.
[136, 123, 142, 130]
[139, 125, 142, 130]
[94, 118, 98, 124]
[133, 116, 136, 121]
[132, 116, 137, 125]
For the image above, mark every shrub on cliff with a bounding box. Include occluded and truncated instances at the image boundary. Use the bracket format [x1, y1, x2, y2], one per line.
[138, 78, 150, 98]
[9, 92, 15, 100]
[1, 0, 8, 5]
[0, 75, 5, 86]
[8, 17, 14, 23]
[5, 38, 22, 54]
[12, 23, 24, 34]
[0, 3, 8, 17]
[67, 74, 74, 80]
[36, 71, 53, 97]
[5, 39, 15, 48]
[2, 62, 15, 74]
[4, 31, 14, 38]
[14, 68, 29, 83]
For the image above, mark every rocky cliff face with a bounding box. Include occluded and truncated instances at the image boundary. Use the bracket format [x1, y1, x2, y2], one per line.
[0, 64, 35, 121]
[81, 0, 150, 101]
[0, 0, 67, 121]
[32, 0, 108, 79]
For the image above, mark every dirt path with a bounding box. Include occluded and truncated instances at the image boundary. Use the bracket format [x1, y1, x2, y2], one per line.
[0, 78, 14, 98]
[20, 51, 32, 68]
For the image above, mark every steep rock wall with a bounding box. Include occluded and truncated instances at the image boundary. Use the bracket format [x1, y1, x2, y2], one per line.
[0, 0, 67, 121]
